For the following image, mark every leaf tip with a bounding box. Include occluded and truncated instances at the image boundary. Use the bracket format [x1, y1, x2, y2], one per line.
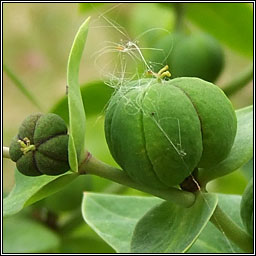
[83, 191, 90, 197]
[83, 16, 91, 26]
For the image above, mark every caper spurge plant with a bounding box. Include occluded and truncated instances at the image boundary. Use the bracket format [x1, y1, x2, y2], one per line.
[3, 3, 253, 254]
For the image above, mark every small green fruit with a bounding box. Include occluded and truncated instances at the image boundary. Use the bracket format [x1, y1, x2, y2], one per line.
[153, 33, 224, 82]
[105, 77, 237, 189]
[9, 113, 70, 176]
[240, 178, 253, 236]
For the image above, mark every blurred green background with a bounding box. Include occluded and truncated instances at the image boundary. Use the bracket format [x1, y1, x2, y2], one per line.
[3, 3, 253, 253]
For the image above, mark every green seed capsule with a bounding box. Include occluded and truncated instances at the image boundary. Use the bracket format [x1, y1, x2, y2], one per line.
[153, 33, 224, 83]
[9, 113, 70, 176]
[105, 77, 237, 189]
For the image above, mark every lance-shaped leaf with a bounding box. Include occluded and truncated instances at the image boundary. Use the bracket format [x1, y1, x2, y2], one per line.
[67, 17, 90, 171]
[3, 63, 43, 111]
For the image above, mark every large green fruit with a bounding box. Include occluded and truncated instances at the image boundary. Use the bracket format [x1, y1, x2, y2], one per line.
[9, 113, 70, 176]
[240, 178, 253, 236]
[105, 77, 237, 189]
[153, 33, 224, 82]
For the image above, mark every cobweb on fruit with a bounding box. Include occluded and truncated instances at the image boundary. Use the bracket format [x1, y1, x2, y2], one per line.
[90, 4, 173, 91]
[89, 4, 174, 123]
[88, 6, 237, 252]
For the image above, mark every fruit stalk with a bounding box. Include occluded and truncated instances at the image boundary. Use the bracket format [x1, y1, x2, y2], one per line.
[79, 154, 196, 208]
[210, 205, 253, 253]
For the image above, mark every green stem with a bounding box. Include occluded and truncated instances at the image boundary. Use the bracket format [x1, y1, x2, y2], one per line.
[59, 209, 84, 235]
[210, 205, 253, 253]
[3, 147, 10, 159]
[3, 63, 44, 111]
[173, 3, 185, 32]
[223, 64, 253, 96]
[79, 155, 195, 208]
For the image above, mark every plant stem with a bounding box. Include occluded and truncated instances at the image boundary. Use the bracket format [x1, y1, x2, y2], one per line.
[3, 147, 10, 159]
[59, 209, 84, 235]
[210, 205, 253, 253]
[223, 64, 253, 96]
[173, 3, 185, 32]
[79, 155, 195, 208]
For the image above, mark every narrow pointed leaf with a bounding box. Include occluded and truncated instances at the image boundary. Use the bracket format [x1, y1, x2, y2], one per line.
[67, 17, 90, 171]
[3, 63, 43, 110]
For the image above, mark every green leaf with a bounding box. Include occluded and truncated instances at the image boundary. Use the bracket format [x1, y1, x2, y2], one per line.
[207, 170, 247, 195]
[188, 194, 243, 253]
[3, 169, 78, 217]
[78, 3, 106, 13]
[131, 192, 217, 253]
[59, 235, 114, 253]
[67, 17, 90, 171]
[44, 175, 92, 213]
[185, 3, 253, 57]
[199, 105, 253, 183]
[223, 64, 253, 96]
[26, 172, 79, 207]
[3, 215, 60, 253]
[240, 178, 253, 236]
[50, 81, 114, 124]
[68, 134, 78, 172]
[240, 158, 253, 181]
[84, 117, 117, 166]
[59, 225, 115, 253]
[82, 193, 163, 253]
[3, 63, 43, 111]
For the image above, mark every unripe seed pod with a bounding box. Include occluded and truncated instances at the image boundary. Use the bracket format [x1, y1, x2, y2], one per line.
[240, 178, 253, 236]
[153, 33, 224, 83]
[9, 113, 70, 176]
[105, 78, 237, 189]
